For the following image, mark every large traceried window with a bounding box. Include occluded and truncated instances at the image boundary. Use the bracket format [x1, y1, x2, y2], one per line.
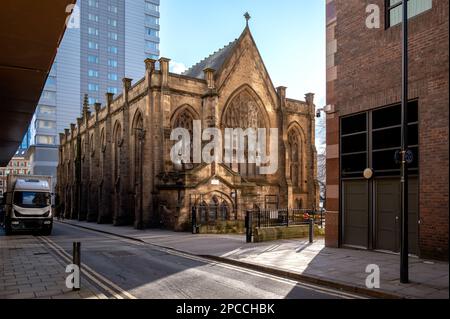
[386, 0, 432, 28]
[222, 89, 266, 178]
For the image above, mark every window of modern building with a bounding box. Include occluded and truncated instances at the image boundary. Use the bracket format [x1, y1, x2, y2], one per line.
[88, 69, 99, 77]
[88, 0, 98, 8]
[108, 46, 118, 54]
[340, 101, 419, 178]
[39, 105, 56, 115]
[386, 0, 432, 27]
[41, 90, 56, 101]
[88, 27, 99, 36]
[145, 2, 159, 12]
[108, 32, 118, 40]
[145, 27, 159, 37]
[108, 5, 118, 13]
[108, 59, 118, 67]
[145, 15, 159, 25]
[146, 54, 159, 60]
[107, 87, 118, 94]
[108, 18, 118, 27]
[88, 83, 99, 92]
[88, 13, 99, 22]
[46, 76, 56, 86]
[88, 41, 99, 50]
[88, 97, 99, 105]
[145, 41, 158, 51]
[36, 135, 56, 145]
[108, 73, 118, 81]
[36, 120, 56, 129]
[88, 55, 99, 64]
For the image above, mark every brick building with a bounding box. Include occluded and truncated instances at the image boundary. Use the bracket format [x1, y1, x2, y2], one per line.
[57, 25, 319, 231]
[0, 149, 31, 198]
[325, 0, 448, 260]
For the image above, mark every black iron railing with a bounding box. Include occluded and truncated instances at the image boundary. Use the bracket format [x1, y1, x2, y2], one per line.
[249, 208, 325, 229]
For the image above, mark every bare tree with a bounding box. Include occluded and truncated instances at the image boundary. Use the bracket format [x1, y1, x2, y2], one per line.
[315, 110, 327, 207]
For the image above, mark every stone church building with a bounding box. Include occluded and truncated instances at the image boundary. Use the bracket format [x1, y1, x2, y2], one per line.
[57, 25, 319, 231]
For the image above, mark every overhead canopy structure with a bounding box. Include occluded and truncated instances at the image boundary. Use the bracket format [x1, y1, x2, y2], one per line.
[0, 0, 76, 166]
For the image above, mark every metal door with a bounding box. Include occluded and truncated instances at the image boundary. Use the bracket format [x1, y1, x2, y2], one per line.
[342, 180, 369, 248]
[375, 177, 418, 254]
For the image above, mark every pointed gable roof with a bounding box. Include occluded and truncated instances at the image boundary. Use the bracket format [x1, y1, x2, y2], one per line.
[182, 39, 239, 79]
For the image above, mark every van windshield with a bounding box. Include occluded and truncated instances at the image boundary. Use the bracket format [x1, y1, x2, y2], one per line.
[14, 192, 50, 208]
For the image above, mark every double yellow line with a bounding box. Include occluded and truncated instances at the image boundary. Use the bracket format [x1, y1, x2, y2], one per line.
[39, 236, 136, 299]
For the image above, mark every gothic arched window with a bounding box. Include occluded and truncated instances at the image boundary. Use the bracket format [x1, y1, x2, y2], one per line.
[222, 89, 266, 177]
[288, 129, 302, 189]
[172, 108, 195, 171]
[99, 129, 105, 178]
[113, 123, 122, 182]
[133, 114, 144, 185]
[219, 201, 229, 221]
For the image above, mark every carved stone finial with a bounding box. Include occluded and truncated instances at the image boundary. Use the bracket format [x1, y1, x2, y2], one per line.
[83, 94, 89, 113]
[244, 12, 251, 27]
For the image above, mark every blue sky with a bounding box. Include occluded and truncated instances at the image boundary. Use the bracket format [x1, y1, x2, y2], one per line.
[160, 0, 326, 105]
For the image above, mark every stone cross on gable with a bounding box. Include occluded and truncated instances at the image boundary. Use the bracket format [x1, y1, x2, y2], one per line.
[244, 12, 251, 26]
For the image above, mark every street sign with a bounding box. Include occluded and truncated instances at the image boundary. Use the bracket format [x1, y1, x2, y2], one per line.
[405, 150, 414, 164]
[394, 149, 414, 165]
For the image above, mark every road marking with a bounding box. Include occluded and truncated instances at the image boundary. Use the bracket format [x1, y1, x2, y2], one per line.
[55, 221, 367, 299]
[38, 236, 136, 299]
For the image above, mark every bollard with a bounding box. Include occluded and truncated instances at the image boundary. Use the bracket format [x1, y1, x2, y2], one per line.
[191, 206, 197, 234]
[245, 211, 252, 243]
[309, 218, 314, 243]
[73, 242, 81, 291]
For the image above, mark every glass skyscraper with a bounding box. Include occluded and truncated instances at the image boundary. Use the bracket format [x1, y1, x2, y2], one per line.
[26, 0, 160, 178]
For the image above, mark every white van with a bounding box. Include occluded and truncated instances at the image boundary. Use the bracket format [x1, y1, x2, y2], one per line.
[2, 175, 53, 235]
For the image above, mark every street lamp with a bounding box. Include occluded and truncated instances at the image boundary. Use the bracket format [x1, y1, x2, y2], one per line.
[400, 0, 410, 284]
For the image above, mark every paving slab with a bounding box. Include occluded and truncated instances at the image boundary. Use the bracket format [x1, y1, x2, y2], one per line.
[0, 233, 103, 299]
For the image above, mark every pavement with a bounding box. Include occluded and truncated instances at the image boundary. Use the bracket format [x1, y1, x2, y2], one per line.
[59, 219, 449, 299]
[0, 231, 106, 299]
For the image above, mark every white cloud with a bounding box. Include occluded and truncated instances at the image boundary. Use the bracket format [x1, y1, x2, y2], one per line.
[170, 61, 187, 74]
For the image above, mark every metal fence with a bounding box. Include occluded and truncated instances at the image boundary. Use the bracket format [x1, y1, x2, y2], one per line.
[248, 208, 325, 229]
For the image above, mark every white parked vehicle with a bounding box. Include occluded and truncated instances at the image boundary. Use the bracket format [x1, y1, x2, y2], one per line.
[2, 175, 53, 235]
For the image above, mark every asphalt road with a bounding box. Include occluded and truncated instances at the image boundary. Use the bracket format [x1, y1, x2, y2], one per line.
[3, 222, 367, 299]
[48, 222, 367, 299]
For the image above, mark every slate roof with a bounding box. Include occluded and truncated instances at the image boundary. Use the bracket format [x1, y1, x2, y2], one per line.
[182, 39, 239, 79]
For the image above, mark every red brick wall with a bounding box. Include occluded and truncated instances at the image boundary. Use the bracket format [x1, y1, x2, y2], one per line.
[326, 0, 448, 259]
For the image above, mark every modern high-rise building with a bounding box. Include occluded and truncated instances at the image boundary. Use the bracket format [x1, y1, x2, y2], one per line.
[26, 0, 160, 178]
